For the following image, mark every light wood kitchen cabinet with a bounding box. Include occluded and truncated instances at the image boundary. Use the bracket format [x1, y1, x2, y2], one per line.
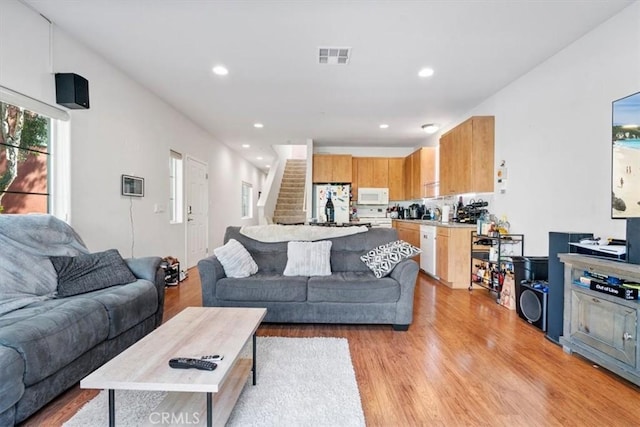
[352, 157, 397, 200]
[439, 116, 494, 196]
[388, 157, 405, 201]
[436, 226, 474, 289]
[312, 154, 352, 183]
[356, 157, 389, 188]
[411, 150, 421, 198]
[403, 155, 413, 198]
[372, 158, 389, 188]
[404, 147, 437, 199]
[439, 132, 455, 196]
[332, 155, 353, 183]
[435, 227, 450, 282]
[420, 147, 436, 198]
[393, 220, 421, 265]
[351, 157, 359, 201]
[403, 150, 418, 200]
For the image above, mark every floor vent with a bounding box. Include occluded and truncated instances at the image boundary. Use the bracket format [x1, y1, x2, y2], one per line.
[318, 47, 351, 65]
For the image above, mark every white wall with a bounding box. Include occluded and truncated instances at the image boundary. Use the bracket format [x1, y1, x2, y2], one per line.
[0, 1, 53, 103]
[0, 0, 265, 263]
[435, 2, 640, 255]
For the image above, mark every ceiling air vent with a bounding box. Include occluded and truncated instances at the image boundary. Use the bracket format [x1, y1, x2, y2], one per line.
[318, 47, 351, 65]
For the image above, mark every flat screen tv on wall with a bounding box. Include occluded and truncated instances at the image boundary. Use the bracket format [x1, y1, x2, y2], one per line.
[612, 91, 640, 218]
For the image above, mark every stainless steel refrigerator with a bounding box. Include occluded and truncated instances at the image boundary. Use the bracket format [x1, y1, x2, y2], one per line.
[314, 184, 350, 223]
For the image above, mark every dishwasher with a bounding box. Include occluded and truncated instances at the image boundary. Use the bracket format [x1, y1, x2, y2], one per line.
[420, 225, 437, 276]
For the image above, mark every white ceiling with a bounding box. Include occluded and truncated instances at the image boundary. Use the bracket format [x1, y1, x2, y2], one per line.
[26, 0, 634, 172]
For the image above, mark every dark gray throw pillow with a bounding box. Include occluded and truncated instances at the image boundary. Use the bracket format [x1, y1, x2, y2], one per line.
[51, 249, 137, 297]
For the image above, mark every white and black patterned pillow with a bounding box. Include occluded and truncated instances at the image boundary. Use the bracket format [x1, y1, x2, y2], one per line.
[214, 239, 258, 278]
[360, 240, 421, 278]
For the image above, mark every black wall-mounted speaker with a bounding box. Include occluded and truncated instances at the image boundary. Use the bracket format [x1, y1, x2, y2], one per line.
[55, 73, 90, 109]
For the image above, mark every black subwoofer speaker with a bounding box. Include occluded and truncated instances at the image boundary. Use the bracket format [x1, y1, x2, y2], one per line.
[517, 281, 548, 331]
[55, 73, 90, 109]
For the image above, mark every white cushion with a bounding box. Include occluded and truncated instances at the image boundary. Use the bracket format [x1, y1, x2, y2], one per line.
[360, 240, 421, 278]
[213, 239, 258, 278]
[283, 240, 332, 277]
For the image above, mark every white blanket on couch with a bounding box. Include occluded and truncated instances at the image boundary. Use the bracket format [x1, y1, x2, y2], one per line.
[0, 214, 89, 316]
[240, 224, 368, 243]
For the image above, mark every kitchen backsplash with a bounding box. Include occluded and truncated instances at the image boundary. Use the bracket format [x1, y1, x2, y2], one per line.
[373, 193, 496, 222]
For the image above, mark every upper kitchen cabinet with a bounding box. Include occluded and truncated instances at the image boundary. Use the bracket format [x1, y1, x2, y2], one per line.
[356, 157, 389, 188]
[312, 154, 353, 183]
[404, 147, 436, 199]
[439, 116, 494, 196]
[420, 147, 436, 198]
[353, 157, 403, 201]
[388, 158, 405, 201]
[352, 157, 359, 201]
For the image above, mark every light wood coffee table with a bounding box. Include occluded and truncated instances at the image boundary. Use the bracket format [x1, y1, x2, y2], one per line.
[81, 307, 266, 427]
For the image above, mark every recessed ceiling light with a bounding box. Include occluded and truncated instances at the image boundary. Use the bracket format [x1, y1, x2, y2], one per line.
[379, 124, 389, 129]
[242, 144, 250, 148]
[422, 124, 439, 134]
[254, 123, 264, 128]
[265, 165, 271, 168]
[257, 156, 263, 160]
[418, 68, 434, 78]
[212, 65, 228, 76]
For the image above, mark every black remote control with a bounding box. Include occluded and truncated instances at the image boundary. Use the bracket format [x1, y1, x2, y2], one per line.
[169, 357, 217, 371]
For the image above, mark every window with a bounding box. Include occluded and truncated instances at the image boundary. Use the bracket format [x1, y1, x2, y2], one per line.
[0, 101, 51, 214]
[169, 150, 183, 223]
[241, 181, 253, 219]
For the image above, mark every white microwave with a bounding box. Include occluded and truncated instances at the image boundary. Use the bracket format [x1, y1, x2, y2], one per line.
[358, 188, 389, 205]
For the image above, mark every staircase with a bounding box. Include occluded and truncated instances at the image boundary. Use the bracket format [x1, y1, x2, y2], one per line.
[272, 159, 307, 224]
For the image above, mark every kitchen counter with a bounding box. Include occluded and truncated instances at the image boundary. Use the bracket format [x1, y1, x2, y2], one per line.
[392, 219, 476, 229]
[309, 222, 371, 227]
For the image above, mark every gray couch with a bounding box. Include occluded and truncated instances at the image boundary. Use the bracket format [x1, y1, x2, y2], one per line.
[0, 256, 165, 426]
[198, 226, 419, 330]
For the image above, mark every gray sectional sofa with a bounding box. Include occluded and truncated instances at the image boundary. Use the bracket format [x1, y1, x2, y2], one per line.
[198, 226, 419, 330]
[0, 215, 165, 426]
[0, 257, 165, 426]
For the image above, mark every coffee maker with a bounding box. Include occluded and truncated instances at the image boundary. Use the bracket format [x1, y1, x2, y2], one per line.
[408, 204, 424, 219]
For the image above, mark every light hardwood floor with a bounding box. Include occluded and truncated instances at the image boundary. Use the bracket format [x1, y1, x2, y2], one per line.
[21, 268, 640, 426]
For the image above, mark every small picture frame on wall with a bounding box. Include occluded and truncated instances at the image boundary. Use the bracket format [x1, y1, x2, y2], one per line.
[122, 174, 144, 197]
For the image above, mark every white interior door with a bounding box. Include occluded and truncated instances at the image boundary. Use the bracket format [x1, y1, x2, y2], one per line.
[186, 156, 208, 268]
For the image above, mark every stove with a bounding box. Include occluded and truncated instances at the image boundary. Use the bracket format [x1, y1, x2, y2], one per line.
[356, 206, 393, 228]
[356, 217, 393, 228]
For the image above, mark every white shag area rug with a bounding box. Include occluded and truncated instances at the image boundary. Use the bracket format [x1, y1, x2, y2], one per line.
[64, 337, 365, 427]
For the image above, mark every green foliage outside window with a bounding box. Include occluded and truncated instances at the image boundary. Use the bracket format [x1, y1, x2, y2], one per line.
[0, 101, 50, 213]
